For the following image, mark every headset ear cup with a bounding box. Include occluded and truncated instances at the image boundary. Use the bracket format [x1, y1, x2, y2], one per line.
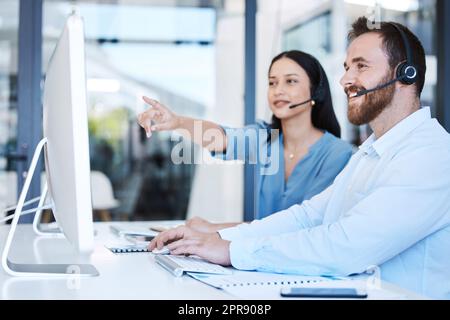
[313, 80, 325, 103]
[397, 62, 418, 85]
[315, 87, 324, 103]
[313, 61, 326, 103]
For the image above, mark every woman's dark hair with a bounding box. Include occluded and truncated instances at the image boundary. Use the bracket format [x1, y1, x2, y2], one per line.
[268, 50, 341, 138]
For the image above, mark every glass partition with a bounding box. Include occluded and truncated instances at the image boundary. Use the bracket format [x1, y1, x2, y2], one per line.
[0, 0, 19, 217]
[43, 0, 245, 222]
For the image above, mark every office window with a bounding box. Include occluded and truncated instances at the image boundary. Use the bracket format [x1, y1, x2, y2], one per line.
[283, 12, 332, 57]
[42, 0, 245, 223]
[0, 0, 19, 213]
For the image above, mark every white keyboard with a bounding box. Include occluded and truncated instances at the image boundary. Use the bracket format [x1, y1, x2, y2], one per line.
[154, 255, 233, 277]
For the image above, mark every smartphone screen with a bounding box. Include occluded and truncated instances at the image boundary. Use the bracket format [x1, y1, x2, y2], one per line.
[125, 235, 155, 243]
[133, 235, 155, 242]
[280, 287, 367, 299]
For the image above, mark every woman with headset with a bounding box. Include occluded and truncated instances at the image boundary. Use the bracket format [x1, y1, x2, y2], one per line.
[137, 50, 352, 231]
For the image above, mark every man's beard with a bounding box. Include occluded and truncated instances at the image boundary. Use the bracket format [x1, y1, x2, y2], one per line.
[346, 72, 396, 126]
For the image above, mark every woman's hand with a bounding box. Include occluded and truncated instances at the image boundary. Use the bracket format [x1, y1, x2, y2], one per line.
[185, 217, 216, 233]
[186, 217, 242, 233]
[137, 97, 227, 152]
[137, 96, 181, 138]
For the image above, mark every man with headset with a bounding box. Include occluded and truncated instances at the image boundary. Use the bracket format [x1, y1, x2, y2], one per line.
[150, 17, 450, 299]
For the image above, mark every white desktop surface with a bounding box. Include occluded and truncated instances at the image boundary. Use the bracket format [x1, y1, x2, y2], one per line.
[0, 221, 233, 300]
[0, 222, 425, 300]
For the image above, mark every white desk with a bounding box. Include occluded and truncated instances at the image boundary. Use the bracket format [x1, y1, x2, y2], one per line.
[0, 222, 424, 300]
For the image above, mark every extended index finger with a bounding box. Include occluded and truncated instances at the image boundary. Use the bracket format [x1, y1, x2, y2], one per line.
[142, 96, 164, 111]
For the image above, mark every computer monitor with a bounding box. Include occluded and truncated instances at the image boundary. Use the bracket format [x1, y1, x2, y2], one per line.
[1, 13, 98, 277]
[42, 13, 94, 254]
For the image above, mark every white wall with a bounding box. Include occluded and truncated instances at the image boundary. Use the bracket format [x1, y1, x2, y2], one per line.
[187, 14, 244, 223]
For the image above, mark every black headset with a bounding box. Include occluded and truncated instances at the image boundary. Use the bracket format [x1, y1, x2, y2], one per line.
[312, 58, 326, 102]
[390, 22, 418, 85]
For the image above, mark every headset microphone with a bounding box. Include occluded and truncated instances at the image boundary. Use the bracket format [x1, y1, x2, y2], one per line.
[353, 77, 401, 98]
[289, 98, 314, 109]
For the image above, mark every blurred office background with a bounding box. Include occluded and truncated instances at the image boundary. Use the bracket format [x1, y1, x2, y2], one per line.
[1, 0, 448, 224]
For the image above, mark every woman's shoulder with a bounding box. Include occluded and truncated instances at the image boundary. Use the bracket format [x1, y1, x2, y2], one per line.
[322, 132, 354, 155]
[226, 119, 271, 131]
[254, 119, 272, 129]
[222, 119, 270, 132]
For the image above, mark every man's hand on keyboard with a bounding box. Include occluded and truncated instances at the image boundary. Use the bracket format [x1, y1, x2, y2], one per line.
[148, 226, 231, 266]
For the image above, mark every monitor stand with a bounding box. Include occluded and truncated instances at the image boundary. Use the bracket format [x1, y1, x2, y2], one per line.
[1, 138, 99, 277]
[32, 183, 63, 236]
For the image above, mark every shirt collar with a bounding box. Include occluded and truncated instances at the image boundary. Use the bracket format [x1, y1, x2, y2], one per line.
[359, 107, 431, 157]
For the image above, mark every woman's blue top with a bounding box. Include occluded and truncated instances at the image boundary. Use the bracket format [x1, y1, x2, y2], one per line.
[212, 121, 353, 219]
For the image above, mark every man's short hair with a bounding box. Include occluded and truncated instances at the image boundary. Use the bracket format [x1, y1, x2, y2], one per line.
[348, 16, 426, 97]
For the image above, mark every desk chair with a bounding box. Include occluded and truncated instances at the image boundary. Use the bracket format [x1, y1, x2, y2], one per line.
[38, 171, 120, 222]
[90, 171, 120, 221]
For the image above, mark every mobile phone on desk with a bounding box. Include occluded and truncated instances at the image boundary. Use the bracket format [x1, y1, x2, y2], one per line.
[149, 226, 169, 232]
[125, 235, 155, 243]
[280, 287, 367, 299]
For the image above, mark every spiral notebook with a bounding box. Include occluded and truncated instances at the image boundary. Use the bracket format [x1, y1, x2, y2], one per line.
[188, 270, 335, 290]
[188, 271, 349, 299]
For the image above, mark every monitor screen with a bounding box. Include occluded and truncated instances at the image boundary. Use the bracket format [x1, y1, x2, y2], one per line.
[42, 14, 94, 254]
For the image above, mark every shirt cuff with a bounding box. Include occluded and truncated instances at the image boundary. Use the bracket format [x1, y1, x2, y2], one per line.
[229, 239, 259, 270]
[210, 125, 232, 160]
[218, 226, 243, 241]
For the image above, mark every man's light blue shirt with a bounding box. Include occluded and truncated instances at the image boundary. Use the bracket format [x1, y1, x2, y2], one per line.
[219, 108, 450, 299]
